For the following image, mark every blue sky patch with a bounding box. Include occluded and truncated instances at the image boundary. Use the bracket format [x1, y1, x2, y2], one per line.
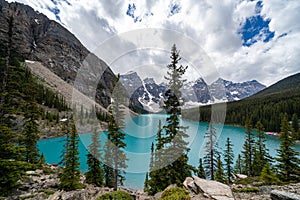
[50, 0, 58, 6]
[47, 6, 61, 21]
[62, 0, 72, 6]
[239, 1, 274, 46]
[169, 2, 181, 17]
[126, 3, 136, 19]
[126, 3, 148, 23]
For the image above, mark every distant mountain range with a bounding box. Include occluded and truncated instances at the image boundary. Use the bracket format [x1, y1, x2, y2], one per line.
[183, 72, 300, 132]
[120, 71, 266, 112]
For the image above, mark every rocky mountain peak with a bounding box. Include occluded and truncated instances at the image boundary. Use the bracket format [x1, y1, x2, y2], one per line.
[0, 0, 117, 107]
[120, 71, 267, 112]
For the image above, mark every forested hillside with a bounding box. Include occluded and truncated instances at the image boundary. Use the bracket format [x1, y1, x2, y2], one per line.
[0, 44, 69, 194]
[183, 73, 300, 134]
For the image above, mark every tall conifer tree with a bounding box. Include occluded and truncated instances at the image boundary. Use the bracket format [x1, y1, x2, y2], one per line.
[276, 115, 300, 180]
[147, 44, 192, 194]
[22, 103, 40, 164]
[214, 155, 226, 183]
[85, 129, 104, 186]
[59, 123, 82, 191]
[203, 122, 219, 180]
[241, 117, 255, 176]
[223, 137, 234, 183]
[104, 75, 127, 190]
[196, 158, 206, 179]
[234, 154, 242, 174]
[253, 121, 272, 176]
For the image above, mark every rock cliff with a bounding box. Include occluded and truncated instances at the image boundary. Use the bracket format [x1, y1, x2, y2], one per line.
[0, 0, 116, 107]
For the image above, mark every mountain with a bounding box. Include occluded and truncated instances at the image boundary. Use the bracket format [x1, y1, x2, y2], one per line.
[183, 72, 300, 132]
[247, 72, 300, 99]
[120, 71, 165, 113]
[120, 71, 266, 112]
[0, 0, 116, 108]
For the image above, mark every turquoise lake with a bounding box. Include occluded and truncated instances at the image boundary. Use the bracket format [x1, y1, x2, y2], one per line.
[38, 114, 300, 189]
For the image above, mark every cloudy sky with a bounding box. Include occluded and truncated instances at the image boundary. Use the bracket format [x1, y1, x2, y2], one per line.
[7, 0, 300, 86]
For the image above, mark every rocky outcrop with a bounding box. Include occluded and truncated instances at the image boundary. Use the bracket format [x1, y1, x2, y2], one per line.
[184, 176, 235, 200]
[5, 165, 153, 200]
[0, 0, 116, 107]
[270, 190, 300, 200]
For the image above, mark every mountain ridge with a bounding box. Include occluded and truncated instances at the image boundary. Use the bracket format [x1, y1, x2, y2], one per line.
[182, 72, 300, 132]
[120, 71, 266, 112]
[0, 0, 116, 108]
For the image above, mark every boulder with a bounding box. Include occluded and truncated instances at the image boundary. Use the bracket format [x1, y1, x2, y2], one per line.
[48, 191, 62, 200]
[183, 177, 194, 189]
[235, 174, 248, 179]
[154, 191, 163, 199]
[270, 190, 300, 200]
[191, 176, 235, 200]
[26, 171, 36, 175]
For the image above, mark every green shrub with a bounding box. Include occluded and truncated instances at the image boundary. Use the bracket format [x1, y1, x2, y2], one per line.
[234, 176, 261, 185]
[232, 187, 260, 193]
[161, 187, 190, 200]
[98, 191, 132, 200]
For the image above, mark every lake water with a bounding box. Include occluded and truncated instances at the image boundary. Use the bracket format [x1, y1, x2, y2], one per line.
[38, 114, 300, 189]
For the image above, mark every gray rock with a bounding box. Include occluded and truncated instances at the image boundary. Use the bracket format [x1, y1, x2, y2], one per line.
[26, 171, 36, 175]
[154, 191, 162, 199]
[235, 174, 248, 179]
[183, 177, 194, 189]
[48, 191, 62, 200]
[192, 176, 235, 200]
[260, 185, 272, 194]
[270, 190, 300, 200]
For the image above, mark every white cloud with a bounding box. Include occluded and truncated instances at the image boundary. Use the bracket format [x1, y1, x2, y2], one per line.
[6, 0, 300, 86]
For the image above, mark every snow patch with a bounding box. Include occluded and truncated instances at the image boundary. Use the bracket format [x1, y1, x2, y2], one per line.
[25, 60, 35, 64]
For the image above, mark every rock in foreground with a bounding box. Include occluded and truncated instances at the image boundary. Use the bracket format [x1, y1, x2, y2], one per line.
[270, 190, 300, 200]
[184, 176, 235, 200]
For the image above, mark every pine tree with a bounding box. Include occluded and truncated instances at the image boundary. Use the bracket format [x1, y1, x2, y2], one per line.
[291, 113, 299, 140]
[85, 129, 104, 186]
[147, 44, 192, 194]
[0, 123, 27, 196]
[59, 118, 70, 166]
[59, 124, 83, 191]
[253, 121, 272, 176]
[39, 153, 46, 165]
[203, 122, 219, 180]
[22, 103, 40, 164]
[144, 172, 149, 192]
[241, 117, 255, 176]
[0, 124, 23, 160]
[292, 113, 299, 133]
[260, 163, 280, 185]
[103, 161, 115, 188]
[104, 76, 127, 190]
[234, 154, 242, 174]
[214, 155, 226, 183]
[196, 158, 206, 179]
[223, 137, 234, 183]
[276, 115, 300, 181]
[147, 122, 164, 194]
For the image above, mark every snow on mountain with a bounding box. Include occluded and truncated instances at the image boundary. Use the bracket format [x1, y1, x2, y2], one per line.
[120, 72, 266, 112]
